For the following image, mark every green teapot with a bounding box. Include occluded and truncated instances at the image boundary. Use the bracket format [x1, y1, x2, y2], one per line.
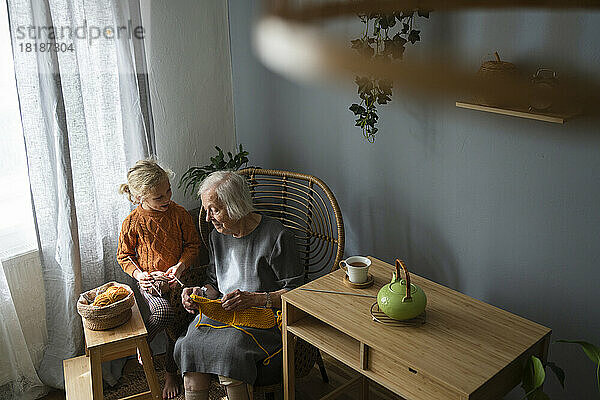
[377, 259, 427, 320]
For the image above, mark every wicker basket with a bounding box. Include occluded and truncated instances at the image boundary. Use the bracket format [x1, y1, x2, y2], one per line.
[476, 52, 518, 107]
[77, 281, 135, 331]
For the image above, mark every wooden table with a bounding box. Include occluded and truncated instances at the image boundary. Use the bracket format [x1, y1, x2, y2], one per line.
[281, 257, 551, 400]
[64, 301, 161, 400]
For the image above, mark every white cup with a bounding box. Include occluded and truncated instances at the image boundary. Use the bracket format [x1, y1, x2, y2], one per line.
[339, 256, 371, 283]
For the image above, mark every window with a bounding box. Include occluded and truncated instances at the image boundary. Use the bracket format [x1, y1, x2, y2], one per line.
[0, 2, 37, 259]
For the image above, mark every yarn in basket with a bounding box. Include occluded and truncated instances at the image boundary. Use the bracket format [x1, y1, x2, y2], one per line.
[92, 286, 130, 307]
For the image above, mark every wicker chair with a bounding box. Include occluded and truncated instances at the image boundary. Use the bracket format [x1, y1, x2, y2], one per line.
[199, 168, 345, 399]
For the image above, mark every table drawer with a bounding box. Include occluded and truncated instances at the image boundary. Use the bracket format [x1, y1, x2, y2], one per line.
[367, 347, 463, 400]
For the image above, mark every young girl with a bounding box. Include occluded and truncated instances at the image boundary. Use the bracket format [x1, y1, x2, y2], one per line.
[117, 159, 201, 400]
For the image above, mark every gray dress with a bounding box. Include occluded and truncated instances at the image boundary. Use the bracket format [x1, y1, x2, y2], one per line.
[174, 215, 304, 384]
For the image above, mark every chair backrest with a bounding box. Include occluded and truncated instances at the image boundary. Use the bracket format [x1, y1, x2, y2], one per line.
[199, 168, 344, 276]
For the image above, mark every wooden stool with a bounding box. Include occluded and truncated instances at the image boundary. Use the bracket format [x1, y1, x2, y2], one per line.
[64, 301, 161, 400]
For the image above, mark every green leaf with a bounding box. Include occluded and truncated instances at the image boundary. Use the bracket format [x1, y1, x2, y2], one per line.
[377, 16, 388, 30]
[557, 340, 600, 364]
[408, 30, 421, 44]
[378, 79, 393, 94]
[522, 356, 546, 394]
[545, 361, 565, 388]
[418, 10, 430, 18]
[377, 93, 391, 104]
[385, 15, 396, 29]
[349, 104, 366, 115]
[401, 22, 409, 34]
[393, 32, 407, 46]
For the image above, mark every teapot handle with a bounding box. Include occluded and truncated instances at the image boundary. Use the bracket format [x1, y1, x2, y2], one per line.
[395, 259, 412, 301]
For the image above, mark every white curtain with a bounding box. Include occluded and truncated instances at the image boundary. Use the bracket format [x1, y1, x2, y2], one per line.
[7, 0, 152, 391]
[0, 258, 47, 400]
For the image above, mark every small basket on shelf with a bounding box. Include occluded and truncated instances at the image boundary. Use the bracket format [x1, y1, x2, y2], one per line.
[475, 52, 520, 107]
[77, 281, 135, 331]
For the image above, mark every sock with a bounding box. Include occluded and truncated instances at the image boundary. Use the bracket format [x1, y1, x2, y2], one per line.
[185, 389, 208, 400]
[218, 376, 253, 400]
[224, 382, 252, 400]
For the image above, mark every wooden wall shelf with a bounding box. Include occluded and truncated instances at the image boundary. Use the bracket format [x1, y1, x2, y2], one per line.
[456, 101, 579, 124]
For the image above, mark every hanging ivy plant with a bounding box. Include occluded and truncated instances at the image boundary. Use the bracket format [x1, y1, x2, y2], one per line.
[349, 10, 430, 142]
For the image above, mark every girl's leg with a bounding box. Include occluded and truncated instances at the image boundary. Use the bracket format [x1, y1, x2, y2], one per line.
[164, 335, 181, 399]
[184, 372, 210, 400]
[140, 288, 175, 342]
[140, 288, 180, 398]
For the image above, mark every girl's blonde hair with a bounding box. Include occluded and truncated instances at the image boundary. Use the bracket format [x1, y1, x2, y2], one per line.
[119, 159, 174, 204]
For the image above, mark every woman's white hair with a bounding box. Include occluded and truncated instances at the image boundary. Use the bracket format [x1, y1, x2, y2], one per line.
[198, 170, 255, 221]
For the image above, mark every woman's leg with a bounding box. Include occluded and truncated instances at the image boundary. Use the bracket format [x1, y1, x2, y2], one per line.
[184, 372, 210, 400]
[218, 376, 253, 400]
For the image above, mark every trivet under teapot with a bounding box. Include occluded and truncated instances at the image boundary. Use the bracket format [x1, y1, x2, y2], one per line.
[370, 302, 426, 327]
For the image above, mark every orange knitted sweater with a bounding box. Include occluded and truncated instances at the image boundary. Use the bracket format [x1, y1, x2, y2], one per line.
[117, 201, 201, 277]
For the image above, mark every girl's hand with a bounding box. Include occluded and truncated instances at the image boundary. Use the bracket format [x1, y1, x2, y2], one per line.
[150, 270, 168, 281]
[221, 289, 259, 311]
[149, 271, 170, 294]
[165, 262, 184, 287]
[134, 270, 155, 293]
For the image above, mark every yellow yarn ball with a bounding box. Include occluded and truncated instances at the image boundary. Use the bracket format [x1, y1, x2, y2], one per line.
[92, 286, 129, 307]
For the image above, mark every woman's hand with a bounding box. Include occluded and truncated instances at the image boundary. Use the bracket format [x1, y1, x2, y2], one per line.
[204, 285, 219, 300]
[181, 287, 203, 314]
[221, 289, 261, 311]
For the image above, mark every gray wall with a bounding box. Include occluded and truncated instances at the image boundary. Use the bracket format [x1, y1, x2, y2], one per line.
[229, 3, 600, 399]
[143, 0, 235, 210]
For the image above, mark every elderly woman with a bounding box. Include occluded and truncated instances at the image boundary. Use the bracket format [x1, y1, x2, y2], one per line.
[174, 171, 304, 400]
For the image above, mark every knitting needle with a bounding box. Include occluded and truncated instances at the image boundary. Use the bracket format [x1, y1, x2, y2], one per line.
[171, 275, 184, 287]
[151, 269, 184, 287]
[299, 288, 377, 298]
[127, 256, 162, 296]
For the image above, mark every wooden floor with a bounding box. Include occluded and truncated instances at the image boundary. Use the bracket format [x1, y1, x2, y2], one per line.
[41, 353, 402, 400]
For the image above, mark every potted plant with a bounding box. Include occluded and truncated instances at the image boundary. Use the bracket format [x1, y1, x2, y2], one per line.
[521, 340, 599, 399]
[178, 144, 250, 198]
